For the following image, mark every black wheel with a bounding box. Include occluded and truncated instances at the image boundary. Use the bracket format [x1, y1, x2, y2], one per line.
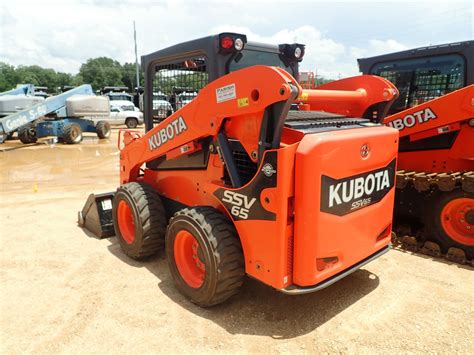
[423, 189, 474, 259]
[18, 124, 37, 144]
[62, 123, 83, 144]
[96, 120, 111, 139]
[125, 117, 138, 129]
[166, 207, 245, 307]
[112, 182, 167, 259]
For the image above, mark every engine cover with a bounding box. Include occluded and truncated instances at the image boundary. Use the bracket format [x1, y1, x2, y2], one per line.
[293, 126, 398, 286]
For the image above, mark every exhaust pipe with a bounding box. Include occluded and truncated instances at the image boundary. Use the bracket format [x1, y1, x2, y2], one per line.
[78, 192, 116, 238]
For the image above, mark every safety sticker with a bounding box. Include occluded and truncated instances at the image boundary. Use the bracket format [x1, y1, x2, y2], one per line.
[216, 83, 236, 103]
[237, 97, 249, 108]
[101, 199, 112, 210]
[298, 92, 308, 101]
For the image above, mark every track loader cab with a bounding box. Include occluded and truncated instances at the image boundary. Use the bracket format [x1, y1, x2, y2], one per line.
[358, 40, 473, 114]
[81, 33, 400, 306]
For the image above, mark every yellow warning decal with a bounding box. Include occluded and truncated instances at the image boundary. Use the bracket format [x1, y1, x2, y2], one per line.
[298, 92, 309, 101]
[237, 97, 249, 108]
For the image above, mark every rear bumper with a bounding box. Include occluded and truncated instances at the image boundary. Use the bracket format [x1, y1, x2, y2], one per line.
[279, 245, 390, 295]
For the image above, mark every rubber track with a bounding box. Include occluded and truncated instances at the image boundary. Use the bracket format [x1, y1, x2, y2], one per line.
[173, 207, 245, 306]
[394, 170, 474, 266]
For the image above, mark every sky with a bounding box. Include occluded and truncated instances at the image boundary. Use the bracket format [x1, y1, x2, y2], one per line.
[1, 0, 472, 79]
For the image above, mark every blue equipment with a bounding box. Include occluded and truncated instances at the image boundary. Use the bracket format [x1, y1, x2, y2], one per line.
[0, 85, 110, 144]
[0, 84, 35, 97]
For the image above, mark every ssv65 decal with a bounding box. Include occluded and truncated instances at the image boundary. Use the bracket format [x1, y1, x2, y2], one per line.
[321, 159, 396, 216]
[214, 151, 277, 221]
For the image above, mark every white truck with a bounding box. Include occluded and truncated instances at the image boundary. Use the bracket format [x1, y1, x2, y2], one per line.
[95, 105, 144, 128]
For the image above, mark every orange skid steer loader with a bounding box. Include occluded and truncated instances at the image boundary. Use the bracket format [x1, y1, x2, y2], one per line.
[80, 33, 399, 306]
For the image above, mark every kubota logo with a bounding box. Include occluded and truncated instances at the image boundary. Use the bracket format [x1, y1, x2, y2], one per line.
[388, 107, 437, 131]
[321, 159, 396, 216]
[148, 116, 187, 151]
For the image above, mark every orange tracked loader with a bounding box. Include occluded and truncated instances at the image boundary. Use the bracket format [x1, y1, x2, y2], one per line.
[359, 41, 474, 261]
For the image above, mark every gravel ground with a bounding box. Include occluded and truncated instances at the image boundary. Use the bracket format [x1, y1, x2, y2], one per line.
[1, 131, 473, 353]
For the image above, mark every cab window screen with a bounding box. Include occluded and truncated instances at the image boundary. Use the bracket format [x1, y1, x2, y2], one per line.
[371, 54, 465, 114]
[149, 56, 208, 127]
[229, 49, 293, 75]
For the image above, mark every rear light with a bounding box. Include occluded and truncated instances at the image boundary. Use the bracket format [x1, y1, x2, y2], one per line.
[316, 256, 339, 271]
[278, 43, 305, 62]
[376, 224, 392, 242]
[294, 47, 302, 59]
[220, 36, 234, 49]
[234, 38, 244, 51]
[469, 118, 474, 127]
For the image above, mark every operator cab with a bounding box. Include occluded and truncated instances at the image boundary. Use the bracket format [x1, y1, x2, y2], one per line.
[358, 40, 473, 114]
[141, 33, 305, 130]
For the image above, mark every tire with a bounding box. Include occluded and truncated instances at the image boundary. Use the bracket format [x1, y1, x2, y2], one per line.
[112, 182, 167, 259]
[96, 120, 111, 139]
[166, 207, 245, 307]
[423, 189, 474, 259]
[18, 124, 37, 144]
[62, 123, 83, 144]
[125, 117, 138, 129]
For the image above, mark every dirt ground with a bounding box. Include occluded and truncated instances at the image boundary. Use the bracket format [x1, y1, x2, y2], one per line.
[1, 130, 473, 354]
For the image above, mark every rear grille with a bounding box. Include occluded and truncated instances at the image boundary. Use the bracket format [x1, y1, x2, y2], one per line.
[287, 234, 294, 276]
[285, 110, 372, 133]
[223, 148, 257, 186]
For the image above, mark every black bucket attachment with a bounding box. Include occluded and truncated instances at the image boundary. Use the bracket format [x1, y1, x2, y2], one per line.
[78, 192, 116, 238]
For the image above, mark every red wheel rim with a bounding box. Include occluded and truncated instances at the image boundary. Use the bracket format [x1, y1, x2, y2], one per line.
[117, 200, 135, 244]
[174, 230, 206, 288]
[440, 198, 474, 246]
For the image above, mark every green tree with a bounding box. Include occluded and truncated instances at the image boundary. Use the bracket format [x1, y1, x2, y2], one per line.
[0, 62, 20, 91]
[79, 57, 124, 91]
[122, 62, 143, 91]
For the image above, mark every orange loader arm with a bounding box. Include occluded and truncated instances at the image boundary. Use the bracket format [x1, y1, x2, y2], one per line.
[298, 75, 399, 118]
[119, 67, 400, 184]
[119, 65, 299, 184]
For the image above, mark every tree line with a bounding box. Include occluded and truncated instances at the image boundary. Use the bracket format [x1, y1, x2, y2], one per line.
[1, 57, 331, 94]
[0, 57, 144, 93]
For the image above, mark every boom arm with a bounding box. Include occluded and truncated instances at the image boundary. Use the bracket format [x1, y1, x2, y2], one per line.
[119, 65, 300, 184]
[119, 66, 402, 185]
[298, 75, 399, 120]
[0, 84, 94, 135]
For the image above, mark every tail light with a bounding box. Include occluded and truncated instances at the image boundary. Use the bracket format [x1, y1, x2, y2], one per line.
[376, 224, 392, 242]
[220, 36, 234, 49]
[218, 33, 247, 53]
[316, 256, 339, 271]
[279, 43, 305, 62]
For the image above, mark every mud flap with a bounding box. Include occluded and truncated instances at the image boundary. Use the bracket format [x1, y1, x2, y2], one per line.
[78, 192, 115, 238]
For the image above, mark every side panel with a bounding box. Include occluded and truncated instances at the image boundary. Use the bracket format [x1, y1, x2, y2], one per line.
[384, 85, 474, 138]
[293, 126, 398, 286]
[143, 145, 298, 290]
[396, 124, 474, 172]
